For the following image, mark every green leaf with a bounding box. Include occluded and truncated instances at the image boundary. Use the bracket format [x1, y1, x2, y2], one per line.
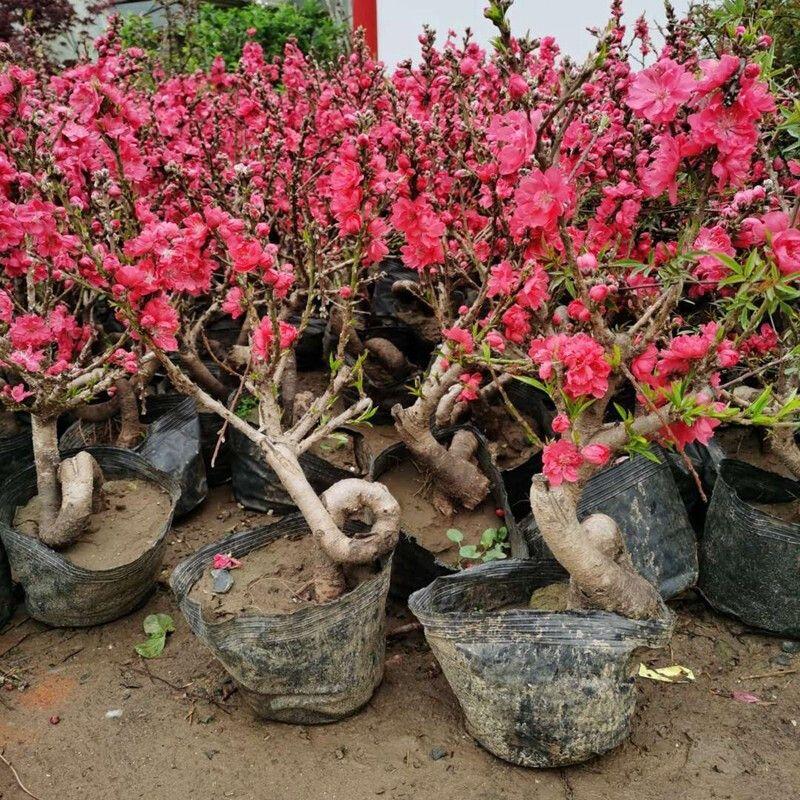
[513, 375, 549, 395]
[479, 528, 498, 548]
[446, 528, 464, 543]
[143, 613, 175, 637]
[482, 546, 508, 562]
[134, 633, 167, 659]
[459, 545, 479, 559]
[136, 613, 175, 658]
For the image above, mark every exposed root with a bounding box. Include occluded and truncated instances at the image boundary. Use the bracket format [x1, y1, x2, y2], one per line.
[38, 451, 105, 549]
[530, 475, 662, 620]
[392, 404, 490, 509]
[311, 548, 348, 604]
[364, 337, 413, 376]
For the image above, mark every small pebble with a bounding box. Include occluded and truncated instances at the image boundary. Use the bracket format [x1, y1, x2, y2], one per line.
[49, 715, 60, 725]
[781, 640, 800, 654]
[429, 746, 448, 761]
[105, 709, 123, 719]
[212, 568, 234, 593]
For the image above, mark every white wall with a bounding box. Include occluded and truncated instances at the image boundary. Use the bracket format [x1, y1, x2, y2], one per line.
[377, 0, 691, 68]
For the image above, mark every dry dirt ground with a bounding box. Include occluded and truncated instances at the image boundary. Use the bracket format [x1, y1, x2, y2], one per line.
[0, 485, 798, 800]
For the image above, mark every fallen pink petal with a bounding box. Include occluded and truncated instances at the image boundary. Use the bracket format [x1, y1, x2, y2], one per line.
[212, 553, 243, 570]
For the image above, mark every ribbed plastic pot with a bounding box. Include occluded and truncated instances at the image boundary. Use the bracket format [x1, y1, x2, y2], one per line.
[371, 426, 526, 600]
[171, 513, 392, 724]
[699, 459, 799, 636]
[0, 414, 32, 627]
[521, 452, 698, 599]
[0, 447, 180, 627]
[0, 542, 13, 628]
[60, 395, 207, 517]
[0, 415, 33, 489]
[229, 426, 369, 514]
[409, 559, 673, 767]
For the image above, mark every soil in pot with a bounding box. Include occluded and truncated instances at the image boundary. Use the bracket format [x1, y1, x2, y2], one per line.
[714, 426, 796, 479]
[13, 479, 172, 570]
[61, 395, 207, 517]
[376, 458, 502, 569]
[0, 447, 180, 627]
[527, 580, 570, 611]
[189, 533, 381, 618]
[308, 433, 361, 473]
[172, 514, 392, 724]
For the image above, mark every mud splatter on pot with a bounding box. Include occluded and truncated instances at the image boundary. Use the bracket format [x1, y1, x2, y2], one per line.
[409, 559, 673, 767]
[0, 447, 180, 627]
[171, 513, 392, 724]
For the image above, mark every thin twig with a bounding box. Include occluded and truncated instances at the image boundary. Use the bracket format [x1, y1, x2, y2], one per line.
[741, 668, 798, 680]
[0, 750, 42, 800]
[126, 663, 232, 715]
[387, 622, 422, 639]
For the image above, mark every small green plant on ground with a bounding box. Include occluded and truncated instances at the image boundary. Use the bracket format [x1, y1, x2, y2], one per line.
[447, 527, 509, 565]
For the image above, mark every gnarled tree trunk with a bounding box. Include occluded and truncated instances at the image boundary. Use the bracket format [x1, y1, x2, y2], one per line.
[529, 475, 662, 620]
[390, 354, 490, 510]
[31, 415, 105, 548]
[258, 440, 400, 602]
[392, 401, 490, 510]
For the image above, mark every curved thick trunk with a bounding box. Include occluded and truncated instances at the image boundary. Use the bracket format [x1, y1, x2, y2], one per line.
[529, 475, 662, 620]
[392, 402, 490, 510]
[260, 441, 399, 602]
[31, 416, 105, 548]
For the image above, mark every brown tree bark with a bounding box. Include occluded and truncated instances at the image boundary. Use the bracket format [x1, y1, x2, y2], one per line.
[257, 440, 400, 603]
[114, 378, 146, 449]
[529, 475, 663, 620]
[31, 415, 105, 548]
[392, 402, 490, 510]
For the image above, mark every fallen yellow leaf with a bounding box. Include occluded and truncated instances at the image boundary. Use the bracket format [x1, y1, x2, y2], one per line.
[638, 664, 695, 683]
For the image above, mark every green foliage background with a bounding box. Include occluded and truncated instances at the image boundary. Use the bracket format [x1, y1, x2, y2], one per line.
[120, 0, 346, 72]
